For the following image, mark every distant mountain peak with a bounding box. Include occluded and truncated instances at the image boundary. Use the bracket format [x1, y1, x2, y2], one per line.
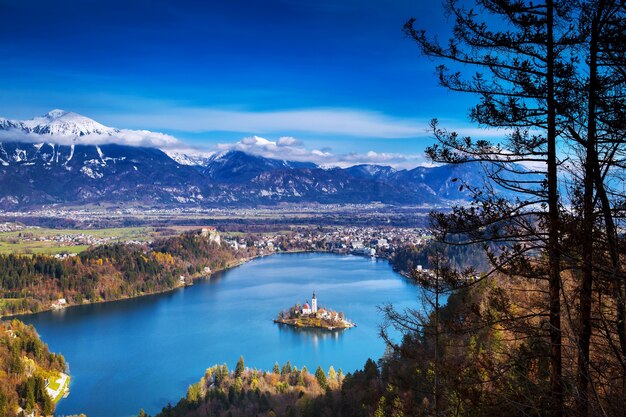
[44, 109, 68, 119]
[163, 149, 214, 166]
[211, 149, 245, 160]
[1, 109, 115, 138]
[346, 164, 397, 180]
[0, 110, 182, 150]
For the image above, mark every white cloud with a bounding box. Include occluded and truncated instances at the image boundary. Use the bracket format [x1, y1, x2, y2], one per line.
[214, 135, 431, 169]
[112, 129, 180, 148]
[99, 105, 513, 141]
[104, 107, 431, 139]
[277, 136, 300, 146]
[0, 128, 181, 149]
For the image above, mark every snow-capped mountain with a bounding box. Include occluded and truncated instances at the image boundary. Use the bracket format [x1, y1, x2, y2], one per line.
[0, 109, 115, 137]
[163, 150, 214, 167]
[0, 110, 495, 209]
[0, 110, 179, 149]
[0, 141, 207, 208]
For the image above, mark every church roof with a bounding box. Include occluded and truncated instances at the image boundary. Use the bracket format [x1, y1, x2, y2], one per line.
[303, 303, 310, 309]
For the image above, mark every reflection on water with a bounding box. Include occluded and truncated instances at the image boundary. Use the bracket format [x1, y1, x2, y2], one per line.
[19, 252, 418, 417]
[276, 323, 345, 348]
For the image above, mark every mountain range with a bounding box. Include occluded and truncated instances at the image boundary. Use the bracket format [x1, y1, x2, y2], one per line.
[0, 110, 488, 209]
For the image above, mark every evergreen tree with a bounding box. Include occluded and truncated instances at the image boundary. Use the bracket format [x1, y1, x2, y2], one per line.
[235, 356, 245, 378]
[403, 1, 581, 414]
[281, 361, 292, 376]
[315, 366, 328, 390]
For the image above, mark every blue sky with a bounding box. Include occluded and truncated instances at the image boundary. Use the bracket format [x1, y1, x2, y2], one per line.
[0, 0, 487, 166]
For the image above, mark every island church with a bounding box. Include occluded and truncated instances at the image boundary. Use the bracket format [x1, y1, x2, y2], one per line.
[301, 292, 318, 315]
[276, 291, 353, 328]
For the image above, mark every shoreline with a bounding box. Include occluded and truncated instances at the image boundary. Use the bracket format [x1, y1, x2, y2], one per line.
[274, 318, 356, 331]
[47, 372, 70, 404]
[1, 255, 257, 319]
[1, 250, 394, 319]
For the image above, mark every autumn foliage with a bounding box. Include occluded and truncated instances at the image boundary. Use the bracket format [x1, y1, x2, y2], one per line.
[0, 231, 239, 316]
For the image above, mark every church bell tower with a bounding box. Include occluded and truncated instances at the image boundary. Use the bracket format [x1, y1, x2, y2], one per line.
[311, 291, 317, 313]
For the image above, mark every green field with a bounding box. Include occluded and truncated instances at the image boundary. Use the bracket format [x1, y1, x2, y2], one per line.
[0, 226, 156, 255]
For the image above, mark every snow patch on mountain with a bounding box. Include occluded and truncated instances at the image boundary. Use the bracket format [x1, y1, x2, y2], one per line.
[163, 149, 215, 166]
[80, 166, 103, 179]
[65, 144, 75, 164]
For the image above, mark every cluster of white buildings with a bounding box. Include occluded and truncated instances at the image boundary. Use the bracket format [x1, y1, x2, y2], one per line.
[53, 253, 77, 259]
[51, 298, 67, 310]
[0, 222, 39, 233]
[222, 226, 431, 260]
[12, 232, 119, 247]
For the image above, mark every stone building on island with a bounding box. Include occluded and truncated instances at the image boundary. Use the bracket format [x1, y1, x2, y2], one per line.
[301, 292, 318, 315]
[276, 291, 354, 329]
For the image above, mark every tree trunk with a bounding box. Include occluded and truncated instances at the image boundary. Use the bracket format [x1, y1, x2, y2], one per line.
[593, 137, 626, 415]
[576, 4, 601, 415]
[435, 261, 440, 417]
[547, 1, 563, 416]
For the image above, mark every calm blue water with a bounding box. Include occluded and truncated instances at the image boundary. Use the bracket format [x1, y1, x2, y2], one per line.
[19, 253, 418, 417]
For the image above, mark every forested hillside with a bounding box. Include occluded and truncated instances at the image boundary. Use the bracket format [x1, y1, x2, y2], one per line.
[390, 241, 490, 275]
[144, 356, 384, 417]
[0, 231, 241, 316]
[0, 320, 66, 417]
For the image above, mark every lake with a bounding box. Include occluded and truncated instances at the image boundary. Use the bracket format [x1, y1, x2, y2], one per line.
[19, 252, 419, 417]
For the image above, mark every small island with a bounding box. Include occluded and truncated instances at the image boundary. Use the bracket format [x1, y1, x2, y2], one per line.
[274, 292, 356, 330]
